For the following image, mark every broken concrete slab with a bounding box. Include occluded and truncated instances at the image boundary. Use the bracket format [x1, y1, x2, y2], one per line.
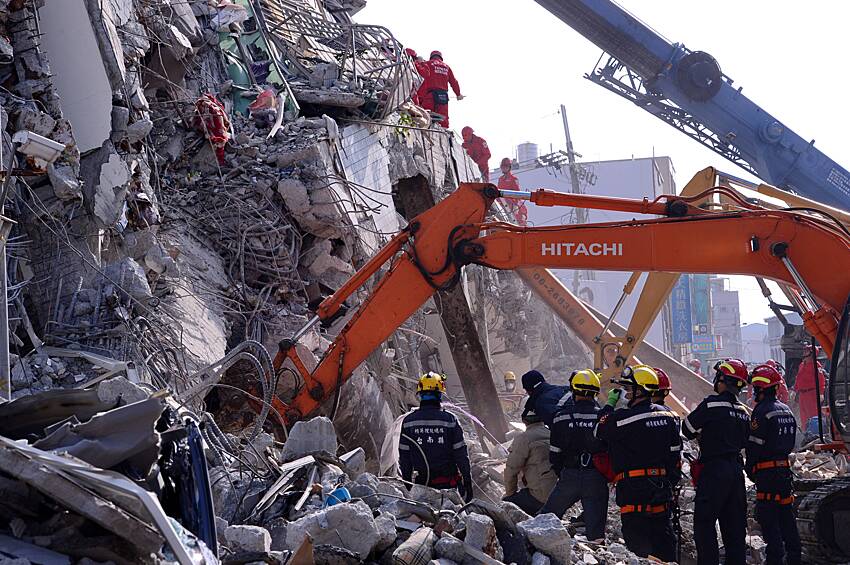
[517, 514, 571, 565]
[434, 535, 465, 563]
[47, 163, 83, 201]
[374, 513, 397, 552]
[284, 500, 378, 559]
[96, 376, 149, 405]
[464, 513, 503, 562]
[293, 88, 365, 108]
[101, 257, 152, 303]
[224, 524, 271, 553]
[280, 416, 338, 461]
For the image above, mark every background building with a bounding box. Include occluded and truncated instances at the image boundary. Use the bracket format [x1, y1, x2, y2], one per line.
[711, 277, 743, 360]
[503, 154, 677, 348]
[741, 322, 771, 363]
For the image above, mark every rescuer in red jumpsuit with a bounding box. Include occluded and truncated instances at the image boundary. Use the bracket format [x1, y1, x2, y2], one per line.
[420, 50, 463, 127]
[461, 127, 491, 182]
[794, 353, 826, 427]
[405, 48, 429, 106]
[497, 157, 527, 226]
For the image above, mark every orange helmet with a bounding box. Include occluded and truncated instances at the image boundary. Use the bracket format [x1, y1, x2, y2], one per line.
[714, 359, 749, 388]
[750, 364, 783, 390]
[654, 367, 672, 392]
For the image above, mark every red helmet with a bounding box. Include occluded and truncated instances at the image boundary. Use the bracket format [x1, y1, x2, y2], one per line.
[430, 50, 442, 60]
[500, 157, 512, 168]
[750, 364, 783, 390]
[653, 368, 672, 391]
[461, 126, 473, 140]
[714, 359, 749, 387]
[765, 359, 778, 369]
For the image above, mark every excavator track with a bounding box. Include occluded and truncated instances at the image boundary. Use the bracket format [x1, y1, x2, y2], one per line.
[795, 476, 850, 562]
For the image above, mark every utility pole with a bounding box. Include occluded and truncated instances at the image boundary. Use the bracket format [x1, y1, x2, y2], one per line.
[560, 104, 586, 224]
[560, 104, 593, 294]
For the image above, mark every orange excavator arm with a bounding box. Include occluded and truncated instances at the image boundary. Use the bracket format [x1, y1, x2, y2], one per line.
[272, 182, 850, 425]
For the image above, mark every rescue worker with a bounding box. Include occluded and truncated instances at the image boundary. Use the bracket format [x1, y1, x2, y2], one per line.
[595, 365, 681, 561]
[682, 359, 751, 565]
[521, 370, 570, 427]
[496, 158, 528, 226]
[794, 351, 826, 427]
[461, 126, 491, 182]
[539, 370, 608, 542]
[651, 367, 672, 406]
[405, 48, 429, 106]
[746, 364, 802, 565]
[399, 372, 473, 502]
[504, 371, 517, 392]
[747, 359, 789, 406]
[688, 358, 702, 375]
[503, 409, 557, 515]
[419, 50, 462, 127]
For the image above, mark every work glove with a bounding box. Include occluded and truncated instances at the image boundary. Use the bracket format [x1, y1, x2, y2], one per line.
[606, 388, 623, 407]
[460, 476, 474, 504]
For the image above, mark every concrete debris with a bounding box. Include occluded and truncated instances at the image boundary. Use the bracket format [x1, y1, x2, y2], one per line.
[224, 525, 272, 554]
[280, 416, 339, 461]
[464, 513, 504, 561]
[285, 500, 379, 559]
[517, 514, 571, 565]
[434, 535, 466, 563]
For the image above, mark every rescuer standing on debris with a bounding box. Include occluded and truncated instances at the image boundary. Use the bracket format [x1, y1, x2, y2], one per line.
[461, 127, 491, 182]
[399, 372, 473, 502]
[794, 349, 826, 428]
[682, 359, 751, 565]
[405, 48, 429, 106]
[503, 409, 557, 515]
[419, 50, 462, 127]
[496, 158, 528, 226]
[747, 363, 802, 565]
[595, 365, 681, 562]
[521, 370, 570, 427]
[539, 370, 609, 542]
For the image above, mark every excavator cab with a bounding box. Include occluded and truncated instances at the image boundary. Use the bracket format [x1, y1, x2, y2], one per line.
[828, 295, 850, 446]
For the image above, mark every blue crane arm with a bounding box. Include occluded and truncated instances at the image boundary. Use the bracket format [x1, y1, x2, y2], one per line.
[535, 0, 850, 210]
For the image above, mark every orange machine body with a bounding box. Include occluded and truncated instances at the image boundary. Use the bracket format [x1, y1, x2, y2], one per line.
[272, 182, 850, 426]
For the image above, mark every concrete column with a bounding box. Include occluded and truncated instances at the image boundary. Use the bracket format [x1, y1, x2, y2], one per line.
[396, 175, 508, 441]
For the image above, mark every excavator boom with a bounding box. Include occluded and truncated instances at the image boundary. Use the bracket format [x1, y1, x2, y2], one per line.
[274, 182, 850, 431]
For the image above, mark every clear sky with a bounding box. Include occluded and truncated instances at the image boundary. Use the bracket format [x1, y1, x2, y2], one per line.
[356, 0, 848, 325]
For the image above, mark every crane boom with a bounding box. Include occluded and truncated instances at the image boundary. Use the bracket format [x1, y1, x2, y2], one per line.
[534, 0, 850, 209]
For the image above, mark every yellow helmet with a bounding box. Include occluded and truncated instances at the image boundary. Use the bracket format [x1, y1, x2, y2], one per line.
[504, 371, 517, 381]
[616, 364, 659, 392]
[570, 369, 601, 394]
[417, 372, 447, 394]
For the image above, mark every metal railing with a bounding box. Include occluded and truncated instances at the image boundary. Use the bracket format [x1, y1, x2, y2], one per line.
[252, 0, 420, 120]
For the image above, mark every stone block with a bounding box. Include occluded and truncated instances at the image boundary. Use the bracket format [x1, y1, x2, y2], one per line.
[463, 513, 502, 561]
[434, 535, 465, 563]
[224, 525, 271, 553]
[517, 513, 571, 565]
[285, 500, 378, 560]
[280, 416, 337, 461]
